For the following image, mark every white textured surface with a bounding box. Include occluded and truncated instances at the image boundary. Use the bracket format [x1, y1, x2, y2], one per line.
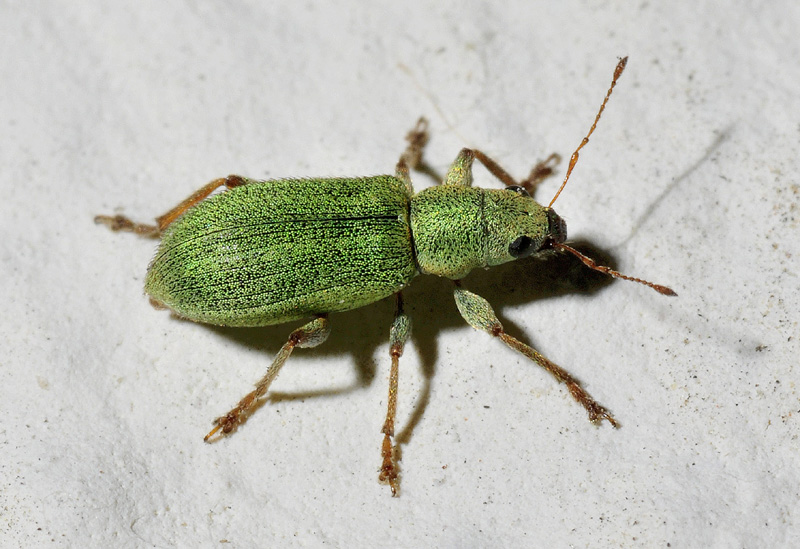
[3, 2, 799, 547]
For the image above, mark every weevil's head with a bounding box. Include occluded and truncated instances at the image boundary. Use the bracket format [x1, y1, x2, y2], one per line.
[410, 184, 568, 279]
[484, 185, 567, 267]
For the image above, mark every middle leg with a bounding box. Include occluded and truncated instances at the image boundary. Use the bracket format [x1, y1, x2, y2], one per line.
[204, 314, 331, 441]
[379, 292, 411, 497]
[395, 117, 430, 193]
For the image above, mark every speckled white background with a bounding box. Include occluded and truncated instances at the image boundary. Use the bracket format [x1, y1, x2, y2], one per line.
[3, 2, 799, 547]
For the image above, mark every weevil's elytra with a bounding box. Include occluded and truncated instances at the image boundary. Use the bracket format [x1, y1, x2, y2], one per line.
[147, 176, 417, 326]
[95, 56, 675, 497]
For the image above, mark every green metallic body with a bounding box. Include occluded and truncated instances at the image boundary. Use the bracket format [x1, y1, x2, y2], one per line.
[96, 64, 657, 493]
[146, 166, 560, 327]
[146, 176, 417, 327]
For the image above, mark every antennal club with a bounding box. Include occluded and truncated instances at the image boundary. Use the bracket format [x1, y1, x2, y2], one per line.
[548, 56, 628, 208]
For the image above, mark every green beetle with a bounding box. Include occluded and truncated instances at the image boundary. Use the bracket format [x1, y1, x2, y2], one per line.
[96, 57, 674, 496]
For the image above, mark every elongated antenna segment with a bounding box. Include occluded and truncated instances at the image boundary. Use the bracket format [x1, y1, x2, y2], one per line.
[554, 242, 677, 296]
[548, 57, 628, 208]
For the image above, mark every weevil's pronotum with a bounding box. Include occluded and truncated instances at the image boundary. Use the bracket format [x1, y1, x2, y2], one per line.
[96, 57, 675, 496]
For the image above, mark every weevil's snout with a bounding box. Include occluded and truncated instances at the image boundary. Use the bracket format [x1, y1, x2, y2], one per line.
[546, 208, 567, 245]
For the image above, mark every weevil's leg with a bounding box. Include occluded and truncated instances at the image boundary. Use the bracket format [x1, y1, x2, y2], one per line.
[443, 148, 476, 187]
[94, 174, 249, 237]
[469, 149, 561, 196]
[204, 315, 331, 441]
[519, 153, 561, 197]
[401, 117, 430, 171]
[445, 147, 555, 191]
[452, 282, 619, 427]
[470, 149, 518, 188]
[396, 118, 430, 194]
[93, 213, 161, 238]
[154, 175, 248, 231]
[379, 293, 411, 497]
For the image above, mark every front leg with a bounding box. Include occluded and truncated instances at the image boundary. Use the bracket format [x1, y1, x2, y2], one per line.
[444, 148, 560, 197]
[452, 282, 618, 427]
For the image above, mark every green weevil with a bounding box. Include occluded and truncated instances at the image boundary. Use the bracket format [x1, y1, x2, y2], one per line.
[96, 57, 675, 496]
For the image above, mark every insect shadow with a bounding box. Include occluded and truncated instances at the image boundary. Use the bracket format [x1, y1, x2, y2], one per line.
[205, 239, 615, 445]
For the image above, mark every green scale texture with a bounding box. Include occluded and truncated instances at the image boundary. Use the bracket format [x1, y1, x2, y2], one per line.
[145, 176, 417, 327]
[410, 185, 485, 279]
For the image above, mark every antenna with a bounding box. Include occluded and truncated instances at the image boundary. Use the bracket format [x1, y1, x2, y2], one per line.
[554, 242, 677, 296]
[548, 56, 628, 208]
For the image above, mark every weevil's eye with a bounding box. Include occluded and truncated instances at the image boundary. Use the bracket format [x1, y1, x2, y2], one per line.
[505, 185, 529, 197]
[509, 235, 535, 258]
